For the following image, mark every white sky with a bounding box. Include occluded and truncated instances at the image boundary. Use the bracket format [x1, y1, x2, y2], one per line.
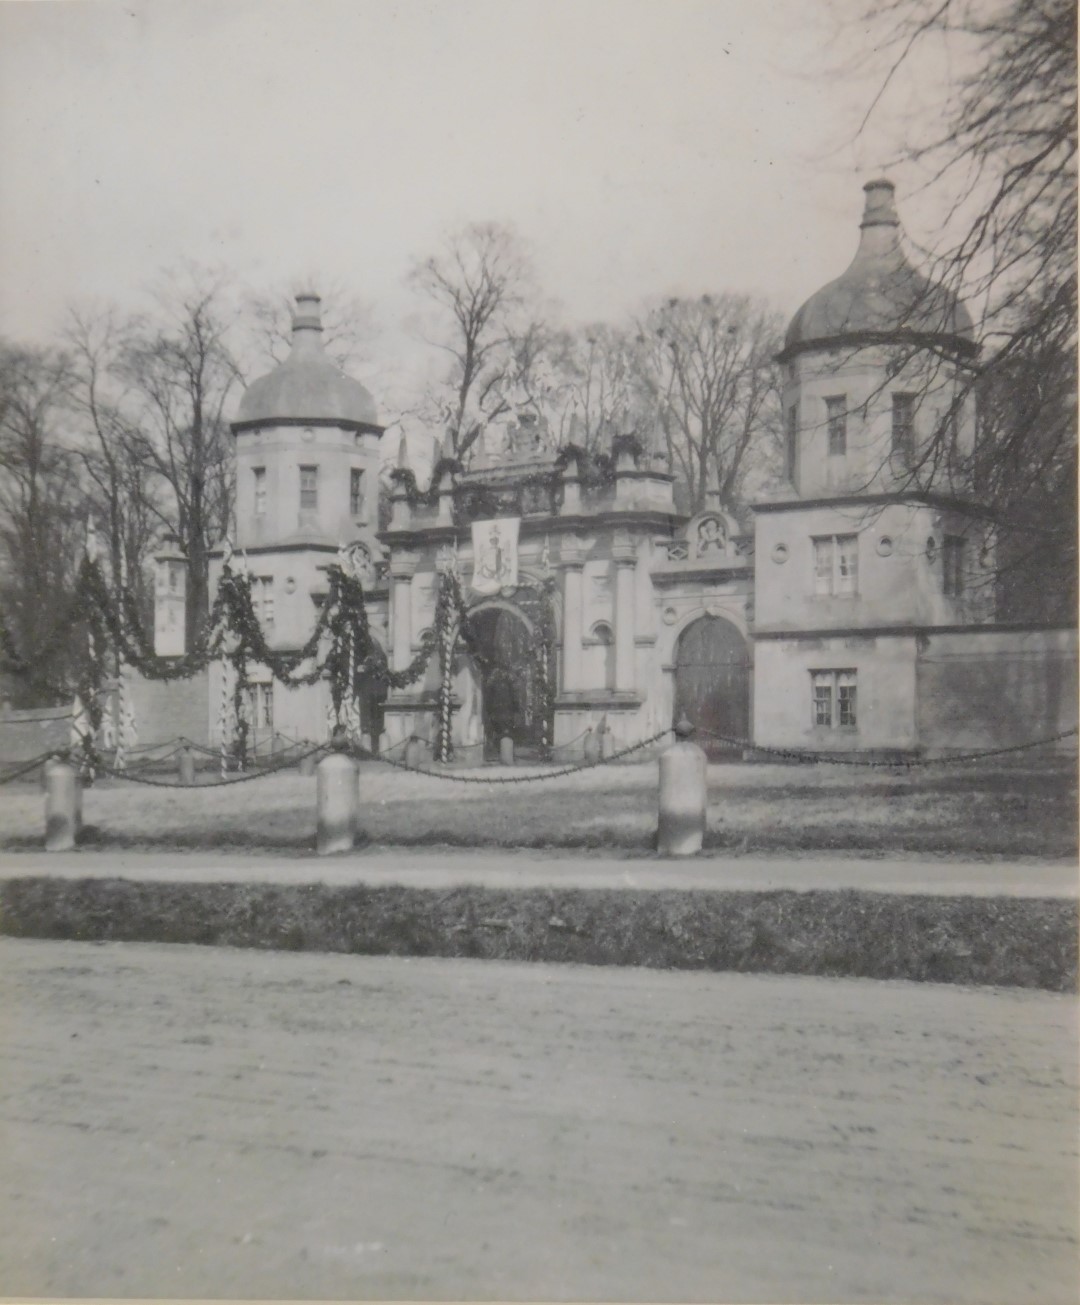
[0, 0, 946, 386]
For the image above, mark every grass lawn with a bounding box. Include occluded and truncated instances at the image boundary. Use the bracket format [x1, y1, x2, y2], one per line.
[0, 755, 1075, 858]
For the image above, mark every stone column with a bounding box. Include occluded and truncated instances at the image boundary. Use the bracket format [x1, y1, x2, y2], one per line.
[390, 554, 417, 672]
[612, 535, 637, 693]
[560, 559, 584, 692]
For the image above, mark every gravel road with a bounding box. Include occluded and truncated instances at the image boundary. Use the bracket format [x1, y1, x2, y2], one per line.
[0, 938, 1075, 1302]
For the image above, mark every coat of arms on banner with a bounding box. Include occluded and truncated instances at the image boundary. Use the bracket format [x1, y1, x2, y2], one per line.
[471, 518, 519, 595]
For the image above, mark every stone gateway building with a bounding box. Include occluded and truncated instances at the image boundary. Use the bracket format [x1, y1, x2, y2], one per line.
[142, 181, 1076, 761]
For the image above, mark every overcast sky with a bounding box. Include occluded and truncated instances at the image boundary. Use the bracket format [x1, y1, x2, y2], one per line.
[0, 1, 943, 378]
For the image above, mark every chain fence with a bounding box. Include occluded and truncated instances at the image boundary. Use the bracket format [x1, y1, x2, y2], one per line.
[693, 724, 1079, 770]
[2, 719, 1075, 790]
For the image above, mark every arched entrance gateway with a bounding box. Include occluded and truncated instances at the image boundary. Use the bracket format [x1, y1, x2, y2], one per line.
[467, 604, 548, 758]
[673, 615, 751, 757]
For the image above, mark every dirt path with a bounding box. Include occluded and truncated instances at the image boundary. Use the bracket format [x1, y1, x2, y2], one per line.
[0, 939, 1076, 1302]
[0, 846, 1075, 896]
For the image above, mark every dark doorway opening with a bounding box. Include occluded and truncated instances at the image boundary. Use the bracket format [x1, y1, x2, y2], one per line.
[468, 605, 545, 759]
[673, 615, 750, 758]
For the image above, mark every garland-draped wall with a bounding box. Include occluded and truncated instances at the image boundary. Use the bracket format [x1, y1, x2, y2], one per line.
[1, 550, 559, 768]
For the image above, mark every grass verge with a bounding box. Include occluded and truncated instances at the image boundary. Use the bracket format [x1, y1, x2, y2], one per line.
[1, 760, 1076, 858]
[1, 877, 1075, 991]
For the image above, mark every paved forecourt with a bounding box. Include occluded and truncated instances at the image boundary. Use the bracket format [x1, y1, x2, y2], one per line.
[0, 847, 1075, 897]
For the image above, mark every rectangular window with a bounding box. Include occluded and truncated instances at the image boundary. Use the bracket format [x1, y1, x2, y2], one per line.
[825, 396, 847, 456]
[299, 465, 319, 511]
[246, 683, 274, 730]
[812, 670, 857, 729]
[812, 534, 858, 596]
[253, 467, 266, 517]
[350, 467, 364, 517]
[785, 404, 798, 480]
[892, 393, 916, 463]
[943, 535, 965, 597]
[252, 576, 274, 631]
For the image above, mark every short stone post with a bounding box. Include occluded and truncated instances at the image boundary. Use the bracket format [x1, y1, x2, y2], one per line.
[583, 728, 601, 764]
[177, 745, 196, 786]
[405, 736, 424, 768]
[657, 716, 707, 856]
[359, 732, 372, 756]
[499, 735, 515, 766]
[316, 748, 358, 855]
[298, 746, 317, 777]
[40, 754, 62, 792]
[601, 724, 616, 760]
[44, 760, 80, 852]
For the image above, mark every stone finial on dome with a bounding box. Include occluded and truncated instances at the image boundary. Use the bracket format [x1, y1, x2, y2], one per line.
[861, 179, 900, 228]
[291, 291, 323, 334]
[234, 288, 380, 429]
[778, 178, 976, 362]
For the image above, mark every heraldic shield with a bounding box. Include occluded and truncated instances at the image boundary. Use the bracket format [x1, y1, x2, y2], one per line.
[470, 518, 519, 596]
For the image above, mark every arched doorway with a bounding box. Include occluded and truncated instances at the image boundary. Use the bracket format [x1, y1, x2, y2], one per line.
[468, 604, 545, 758]
[673, 615, 750, 756]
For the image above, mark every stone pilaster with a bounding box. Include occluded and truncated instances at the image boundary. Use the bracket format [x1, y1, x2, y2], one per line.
[612, 534, 637, 692]
[389, 552, 418, 672]
[560, 551, 585, 692]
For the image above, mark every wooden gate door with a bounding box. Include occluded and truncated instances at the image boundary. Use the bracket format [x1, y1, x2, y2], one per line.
[673, 616, 750, 755]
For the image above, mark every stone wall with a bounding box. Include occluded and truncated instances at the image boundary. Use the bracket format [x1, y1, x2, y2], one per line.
[126, 671, 212, 748]
[0, 706, 73, 763]
[914, 627, 1078, 755]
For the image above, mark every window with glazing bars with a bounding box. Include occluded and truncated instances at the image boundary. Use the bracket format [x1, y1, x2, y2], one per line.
[825, 396, 847, 455]
[246, 683, 274, 730]
[785, 404, 798, 480]
[812, 670, 857, 728]
[299, 465, 318, 511]
[943, 535, 965, 596]
[252, 576, 274, 631]
[892, 393, 916, 462]
[812, 534, 858, 595]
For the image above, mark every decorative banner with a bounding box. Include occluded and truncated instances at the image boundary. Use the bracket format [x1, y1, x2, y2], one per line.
[471, 518, 519, 595]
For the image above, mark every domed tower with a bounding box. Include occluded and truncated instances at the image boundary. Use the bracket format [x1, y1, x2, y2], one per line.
[752, 180, 994, 755]
[232, 292, 383, 549]
[778, 178, 977, 498]
[207, 292, 388, 746]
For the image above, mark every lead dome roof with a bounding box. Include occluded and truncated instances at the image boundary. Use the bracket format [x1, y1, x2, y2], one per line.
[780, 180, 976, 362]
[235, 293, 380, 428]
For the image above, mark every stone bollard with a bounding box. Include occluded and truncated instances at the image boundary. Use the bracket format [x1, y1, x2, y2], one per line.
[177, 745, 196, 786]
[359, 732, 372, 756]
[316, 750, 358, 855]
[44, 761, 80, 852]
[601, 727, 616, 760]
[405, 736, 424, 768]
[299, 747, 318, 777]
[657, 717, 707, 856]
[499, 735, 514, 766]
[583, 728, 601, 764]
[40, 754, 62, 792]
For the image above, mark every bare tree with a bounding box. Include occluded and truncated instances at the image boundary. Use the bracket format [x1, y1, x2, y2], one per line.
[633, 295, 783, 515]
[0, 342, 85, 704]
[847, 0, 1077, 615]
[116, 271, 241, 648]
[407, 222, 541, 461]
[64, 307, 159, 624]
[538, 323, 647, 454]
